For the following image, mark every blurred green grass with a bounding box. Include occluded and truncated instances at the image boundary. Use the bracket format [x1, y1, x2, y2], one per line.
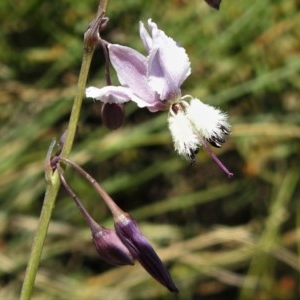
[1, 0, 300, 299]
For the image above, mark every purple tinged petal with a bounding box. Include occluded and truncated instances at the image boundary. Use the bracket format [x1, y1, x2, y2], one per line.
[86, 86, 132, 103]
[108, 44, 147, 86]
[115, 213, 179, 293]
[140, 18, 182, 100]
[147, 48, 181, 101]
[87, 19, 191, 113]
[146, 101, 167, 112]
[146, 19, 191, 90]
[86, 86, 153, 108]
[108, 44, 159, 106]
[139, 19, 191, 101]
[139, 21, 153, 52]
[150, 39, 191, 94]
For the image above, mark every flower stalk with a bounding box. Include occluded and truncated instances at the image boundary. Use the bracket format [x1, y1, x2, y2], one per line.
[19, 2, 109, 299]
[53, 156, 178, 292]
[56, 163, 135, 266]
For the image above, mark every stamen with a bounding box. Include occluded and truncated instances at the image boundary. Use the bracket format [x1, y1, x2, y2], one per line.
[219, 124, 231, 135]
[203, 141, 233, 178]
[208, 140, 222, 148]
[188, 147, 199, 165]
[208, 135, 226, 148]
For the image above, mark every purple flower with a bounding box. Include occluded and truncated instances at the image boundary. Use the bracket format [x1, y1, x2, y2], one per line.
[114, 212, 179, 293]
[86, 19, 232, 175]
[86, 19, 190, 112]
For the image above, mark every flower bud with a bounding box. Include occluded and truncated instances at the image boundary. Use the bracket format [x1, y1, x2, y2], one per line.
[90, 218, 135, 266]
[101, 102, 125, 130]
[114, 212, 179, 293]
[204, 0, 222, 10]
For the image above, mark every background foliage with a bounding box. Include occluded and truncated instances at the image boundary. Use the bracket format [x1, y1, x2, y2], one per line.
[1, 0, 300, 299]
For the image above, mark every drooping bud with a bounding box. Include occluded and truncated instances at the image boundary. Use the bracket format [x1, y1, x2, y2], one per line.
[114, 212, 179, 293]
[56, 155, 178, 290]
[56, 161, 135, 266]
[89, 216, 135, 266]
[204, 0, 222, 10]
[101, 102, 125, 130]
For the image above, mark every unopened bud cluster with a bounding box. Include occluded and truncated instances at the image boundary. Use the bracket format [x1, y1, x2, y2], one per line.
[55, 156, 178, 293]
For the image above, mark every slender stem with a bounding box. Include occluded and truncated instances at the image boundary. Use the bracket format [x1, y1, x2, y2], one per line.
[19, 4, 108, 297]
[20, 51, 94, 300]
[98, 0, 108, 13]
[56, 163, 107, 239]
[100, 40, 112, 85]
[61, 50, 95, 158]
[19, 170, 60, 300]
[58, 156, 123, 216]
[57, 164, 93, 225]
[45, 138, 57, 183]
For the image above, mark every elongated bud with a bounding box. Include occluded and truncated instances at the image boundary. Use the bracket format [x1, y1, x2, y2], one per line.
[101, 103, 125, 130]
[114, 212, 179, 293]
[90, 217, 135, 266]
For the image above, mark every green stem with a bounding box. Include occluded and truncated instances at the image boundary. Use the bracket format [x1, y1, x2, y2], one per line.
[19, 33, 96, 300]
[58, 156, 124, 216]
[20, 1, 110, 297]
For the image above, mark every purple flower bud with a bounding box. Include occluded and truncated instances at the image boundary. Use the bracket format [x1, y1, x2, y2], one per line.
[101, 102, 125, 130]
[56, 159, 135, 266]
[90, 217, 135, 266]
[114, 213, 179, 293]
[204, 0, 222, 10]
